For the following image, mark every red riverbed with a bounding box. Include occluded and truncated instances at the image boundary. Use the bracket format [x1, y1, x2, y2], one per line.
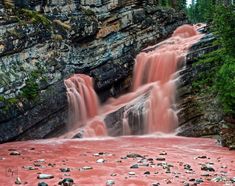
[0, 136, 234, 186]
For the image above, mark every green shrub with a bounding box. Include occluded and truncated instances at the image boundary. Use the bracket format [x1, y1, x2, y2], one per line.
[215, 57, 235, 114]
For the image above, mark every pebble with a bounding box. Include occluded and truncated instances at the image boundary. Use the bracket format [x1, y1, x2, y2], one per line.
[130, 164, 139, 169]
[58, 178, 74, 186]
[201, 164, 215, 172]
[126, 153, 143, 158]
[184, 164, 192, 170]
[96, 159, 105, 163]
[159, 151, 167, 155]
[197, 155, 207, 159]
[195, 179, 204, 184]
[23, 166, 38, 170]
[152, 183, 160, 186]
[144, 171, 150, 175]
[9, 151, 21, 155]
[128, 172, 136, 176]
[212, 176, 226, 182]
[36, 159, 45, 163]
[15, 177, 22, 184]
[231, 177, 235, 183]
[60, 168, 70, 172]
[201, 173, 210, 177]
[82, 166, 93, 170]
[37, 174, 54, 179]
[189, 178, 195, 182]
[156, 157, 166, 161]
[38, 182, 48, 186]
[229, 145, 235, 150]
[106, 180, 115, 186]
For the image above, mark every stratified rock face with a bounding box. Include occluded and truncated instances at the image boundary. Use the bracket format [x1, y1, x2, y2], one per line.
[176, 33, 223, 137]
[0, 1, 187, 143]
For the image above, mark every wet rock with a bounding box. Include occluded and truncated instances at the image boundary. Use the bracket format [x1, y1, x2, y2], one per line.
[15, 177, 22, 184]
[165, 168, 171, 174]
[195, 179, 204, 184]
[159, 151, 167, 155]
[130, 164, 139, 169]
[9, 151, 21, 155]
[212, 176, 226, 182]
[156, 157, 166, 161]
[166, 179, 172, 184]
[231, 177, 235, 183]
[144, 171, 150, 175]
[201, 173, 210, 177]
[197, 155, 207, 159]
[36, 159, 45, 163]
[38, 182, 48, 186]
[81, 166, 93, 170]
[128, 172, 135, 176]
[184, 164, 192, 171]
[126, 153, 143, 158]
[106, 180, 115, 186]
[96, 159, 105, 163]
[152, 183, 160, 186]
[58, 178, 74, 186]
[37, 174, 54, 179]
[0, 157, 5, 160]
[201, 164, 215, 172]
[229, 145, 235, 150]
[60, 168, 70, 172]
[23, 166, 38, 170]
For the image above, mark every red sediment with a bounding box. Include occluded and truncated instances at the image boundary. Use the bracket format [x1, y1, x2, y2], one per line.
[0, 137, 234, 185]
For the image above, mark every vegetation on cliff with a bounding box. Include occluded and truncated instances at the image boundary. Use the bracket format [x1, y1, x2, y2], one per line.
[187, 3, 235, 116]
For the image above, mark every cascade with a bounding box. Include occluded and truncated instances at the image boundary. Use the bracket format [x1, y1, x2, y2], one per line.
[64, 24, 203, 137]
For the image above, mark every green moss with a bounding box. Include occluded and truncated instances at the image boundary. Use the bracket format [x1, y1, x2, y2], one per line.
[21, 79, 39, 100]
[8, 29, 21, 38]
[81, 7, 96, 17]
[18, 9, 52, 29]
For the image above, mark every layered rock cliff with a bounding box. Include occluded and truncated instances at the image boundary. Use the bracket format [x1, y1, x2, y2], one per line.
[0, 1, 187, 143]
[176, 31, 235, 149]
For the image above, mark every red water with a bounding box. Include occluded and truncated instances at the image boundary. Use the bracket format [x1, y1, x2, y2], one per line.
[64, 24, 203, 136]
[0, 137, 234, 185]
[64, 74, 99, 130]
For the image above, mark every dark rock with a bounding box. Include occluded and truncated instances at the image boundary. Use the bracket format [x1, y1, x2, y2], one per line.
[201, 164, 215, 172]
[15, 177, 22, 184]
[144, 171, 150, 175]
[58, 178, 74, 186]
[106, 180, 115, 186]
[195, 179, 204, 184]
[38, 182, 48, 186]
[156, 157, 166, 161]
[197, 156, 207, 159]
[37, 174, 54, 179]
[126, 153, 143, 158]
[9, 151, 21, 155]
[130, 164, 139, 169]
[231, 177, 235, 183]
[60, 168, 70, 172]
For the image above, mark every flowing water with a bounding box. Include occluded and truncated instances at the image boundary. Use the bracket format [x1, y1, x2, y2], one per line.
[64, 24, 203, 138]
